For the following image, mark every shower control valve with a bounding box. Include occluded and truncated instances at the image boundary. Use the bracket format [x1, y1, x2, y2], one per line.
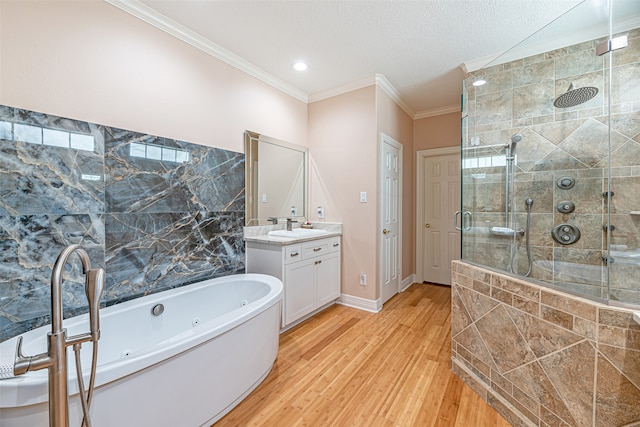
[551, 223, 581, 245]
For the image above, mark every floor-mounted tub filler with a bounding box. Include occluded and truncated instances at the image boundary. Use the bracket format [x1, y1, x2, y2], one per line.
[0, 273, 283, 427]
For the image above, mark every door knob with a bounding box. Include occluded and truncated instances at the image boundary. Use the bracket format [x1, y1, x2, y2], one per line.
[383, 229, 390, 234]
[425, 224, 431, 228]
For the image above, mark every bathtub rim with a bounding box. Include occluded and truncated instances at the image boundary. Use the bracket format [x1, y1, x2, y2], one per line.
[0, 273, 283, 409]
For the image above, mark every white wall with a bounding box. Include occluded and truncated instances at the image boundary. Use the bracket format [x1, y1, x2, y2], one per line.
[0, 1, 307, 153]
[308, 86, 378, 300]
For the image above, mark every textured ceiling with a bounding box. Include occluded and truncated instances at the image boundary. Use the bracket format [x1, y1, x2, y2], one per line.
[128, 0, 590, 116]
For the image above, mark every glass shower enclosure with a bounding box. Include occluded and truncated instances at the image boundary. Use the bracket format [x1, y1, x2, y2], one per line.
[461, 0, 640, 307]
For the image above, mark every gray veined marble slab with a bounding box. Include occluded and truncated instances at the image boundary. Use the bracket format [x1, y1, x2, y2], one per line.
[0, 213, 105, 342]
[0, 141, 105, 215]
[104, 211, 245, 303]
[104, 128, 245, 214]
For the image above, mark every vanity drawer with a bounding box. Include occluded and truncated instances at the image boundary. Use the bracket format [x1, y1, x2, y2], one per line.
[327, 237, 341, 253]
[284, 244, 302, 264]
[301, 240, 329, 259]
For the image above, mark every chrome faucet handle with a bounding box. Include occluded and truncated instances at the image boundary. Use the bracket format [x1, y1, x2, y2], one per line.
[13, 336, 50, 375]
[13, 336, 31, 376]
[267, 217, 278, 224]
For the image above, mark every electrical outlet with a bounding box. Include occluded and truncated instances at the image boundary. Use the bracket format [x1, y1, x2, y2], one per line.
[359, 272, 367, 286]
[317, 206, 324, 219]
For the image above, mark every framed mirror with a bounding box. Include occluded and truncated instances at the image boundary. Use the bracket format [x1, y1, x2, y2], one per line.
[244, 131, 307, 225]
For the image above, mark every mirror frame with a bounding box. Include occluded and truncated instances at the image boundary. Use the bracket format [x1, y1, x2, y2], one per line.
[244, 131, 308, 225]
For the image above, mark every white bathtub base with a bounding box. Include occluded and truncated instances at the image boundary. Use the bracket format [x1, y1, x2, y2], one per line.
[202, 364, 272, 426]
[0, 275, 282, 427]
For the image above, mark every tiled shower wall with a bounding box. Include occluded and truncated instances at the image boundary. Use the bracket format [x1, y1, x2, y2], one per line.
[464, 28, 640, 305]
[0, 105, 245, 342]
[452, 260, 640, 427]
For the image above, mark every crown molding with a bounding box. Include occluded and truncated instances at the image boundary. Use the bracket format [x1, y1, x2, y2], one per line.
[414, 104, 461, 119]
[459, 53, 502, 74]
[308, 74, 415, 119]
[106, 0, 457, 121]
[375, 74, 415, 118]
[307, 76, 377, 104]
[105, 0, 308, 103]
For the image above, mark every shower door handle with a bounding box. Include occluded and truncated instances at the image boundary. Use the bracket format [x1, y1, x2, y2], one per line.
[463, 211, 472, 231]
[454, 211, 462, 231]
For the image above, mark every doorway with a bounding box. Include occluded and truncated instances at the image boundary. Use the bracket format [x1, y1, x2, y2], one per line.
[380, 133, 402, 304]
[416, 147, 461, 285]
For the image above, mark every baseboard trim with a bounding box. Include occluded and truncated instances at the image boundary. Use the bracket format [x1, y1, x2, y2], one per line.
[337, 294, 381, 313]
[401, 274, 416, 292]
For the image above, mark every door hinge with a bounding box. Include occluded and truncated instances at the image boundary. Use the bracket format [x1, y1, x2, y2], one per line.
[596, 35, 628, 56]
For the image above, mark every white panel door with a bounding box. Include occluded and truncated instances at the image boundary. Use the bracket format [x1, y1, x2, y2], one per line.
[422, 153, 460, 285]
[381, 139, 400, 304]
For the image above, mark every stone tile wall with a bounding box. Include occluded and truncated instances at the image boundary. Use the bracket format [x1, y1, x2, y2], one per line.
[464, 28, 640, 305]
[452, 260, 640, 427]
[0, 105, 245, 342]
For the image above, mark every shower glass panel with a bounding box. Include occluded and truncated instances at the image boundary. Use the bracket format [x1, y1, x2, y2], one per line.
[462, 0, 640, 306]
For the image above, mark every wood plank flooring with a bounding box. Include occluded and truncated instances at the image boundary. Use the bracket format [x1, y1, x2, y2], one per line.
[214, 283, 510, 426]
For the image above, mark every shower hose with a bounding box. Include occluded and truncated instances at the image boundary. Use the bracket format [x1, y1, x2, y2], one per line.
[510, 198, 534, 277]
[73, 339, 99, 427]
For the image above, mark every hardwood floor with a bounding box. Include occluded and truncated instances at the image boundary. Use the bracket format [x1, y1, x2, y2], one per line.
[214, 283, 510, 426]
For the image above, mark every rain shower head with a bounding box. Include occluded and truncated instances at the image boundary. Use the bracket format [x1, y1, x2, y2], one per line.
[554, 83, 598, 108]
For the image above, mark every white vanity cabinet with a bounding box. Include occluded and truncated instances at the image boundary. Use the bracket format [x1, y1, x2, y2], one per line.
[245, 235, 341, 329]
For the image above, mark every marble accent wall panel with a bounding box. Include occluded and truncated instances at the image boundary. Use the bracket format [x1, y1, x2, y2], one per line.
[105, 211, 244, 303]
[0, 105, 245, 342]
[105, 127, 244, 213]
[452, 261, 640, 427]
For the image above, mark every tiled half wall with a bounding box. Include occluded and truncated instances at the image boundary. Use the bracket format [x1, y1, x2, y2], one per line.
[452, 260, 640, 427]
[0, 105, 245, 342]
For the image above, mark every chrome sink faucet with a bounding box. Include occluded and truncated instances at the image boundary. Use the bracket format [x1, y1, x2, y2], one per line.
[13, 244, 105, 427]
[286, 218, 297, 231]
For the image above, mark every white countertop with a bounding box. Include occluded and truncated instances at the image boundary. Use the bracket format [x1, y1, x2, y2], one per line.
[243, 222, 342, 246]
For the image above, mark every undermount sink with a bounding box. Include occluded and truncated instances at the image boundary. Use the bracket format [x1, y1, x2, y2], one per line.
[267, 229, 329, 238]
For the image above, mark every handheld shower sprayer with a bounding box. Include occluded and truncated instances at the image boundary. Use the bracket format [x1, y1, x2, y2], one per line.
[508, 133, 523, 157]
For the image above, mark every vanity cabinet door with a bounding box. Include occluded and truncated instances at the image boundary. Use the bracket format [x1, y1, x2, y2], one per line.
[316, 253, 340, 307]
[284, 259, 315, 325]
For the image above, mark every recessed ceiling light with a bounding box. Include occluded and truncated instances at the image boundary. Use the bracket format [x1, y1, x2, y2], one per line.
[472, 79, 486, 87]
[293, 61, 308, 71]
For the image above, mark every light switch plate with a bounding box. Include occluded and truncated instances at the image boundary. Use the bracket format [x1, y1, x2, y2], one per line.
[360, 192, 367, 203]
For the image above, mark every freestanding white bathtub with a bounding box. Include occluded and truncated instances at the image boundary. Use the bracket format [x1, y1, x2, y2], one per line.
[0, 273, 283, 427]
